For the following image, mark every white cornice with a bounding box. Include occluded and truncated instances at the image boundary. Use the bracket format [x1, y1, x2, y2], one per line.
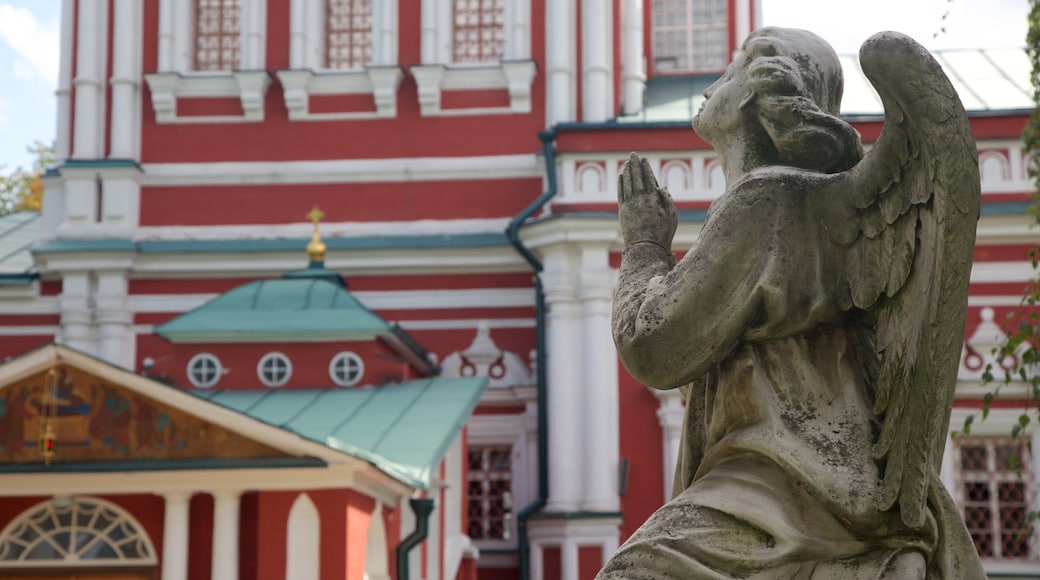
[139, 154, 541, 186]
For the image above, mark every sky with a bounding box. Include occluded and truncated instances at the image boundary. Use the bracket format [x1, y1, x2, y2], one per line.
[0, 0, 1030, 171]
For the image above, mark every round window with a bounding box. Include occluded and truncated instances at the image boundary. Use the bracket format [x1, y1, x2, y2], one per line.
[329, 352, 364, 387]
[187, 353, 222, 389]
[257, 352, 292, 388]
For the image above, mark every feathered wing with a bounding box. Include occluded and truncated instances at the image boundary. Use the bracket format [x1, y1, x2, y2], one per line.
[823, 32, 980, 529]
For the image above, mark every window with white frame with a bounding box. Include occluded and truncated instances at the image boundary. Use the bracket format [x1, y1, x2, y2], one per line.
[144, 0, 270, 123]
[277, 0, 402, 120]
[326, 0, 374, 69]
[329, 351, 365, 387]
[0, 497, 157, 566]
[194, 0, 242, 71]
[452, 0, 506, 64]
[954, 437, 1037, 562]
[258, 352, 292, 387]
[467, 444, 513, 540]
[410, 0, 535, 116]
[187, 353, 222, 389]
[651, 0, 728, 73]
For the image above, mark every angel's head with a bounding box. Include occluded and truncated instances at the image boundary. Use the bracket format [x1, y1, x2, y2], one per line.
[693, 27, 862, 174]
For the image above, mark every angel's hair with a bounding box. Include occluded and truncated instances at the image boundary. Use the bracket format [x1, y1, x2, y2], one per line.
[742, 27, 863, 174]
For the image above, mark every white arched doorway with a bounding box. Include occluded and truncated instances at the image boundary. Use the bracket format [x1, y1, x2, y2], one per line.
[0, 496, 157, 579]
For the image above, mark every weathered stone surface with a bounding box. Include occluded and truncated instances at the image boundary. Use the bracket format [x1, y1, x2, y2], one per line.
[602, 28, 985, 579]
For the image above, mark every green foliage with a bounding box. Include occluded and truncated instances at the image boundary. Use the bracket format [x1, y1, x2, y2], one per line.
[0, 140, 55, 214]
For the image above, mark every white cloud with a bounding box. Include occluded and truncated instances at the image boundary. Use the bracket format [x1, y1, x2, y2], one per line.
[0, 4, 59, 87]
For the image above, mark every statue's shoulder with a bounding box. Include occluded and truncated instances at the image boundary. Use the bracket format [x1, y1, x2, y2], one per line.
[724, 166, 831, 207]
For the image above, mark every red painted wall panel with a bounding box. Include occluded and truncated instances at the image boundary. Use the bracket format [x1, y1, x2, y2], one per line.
[189, 493, 215, 580]
[0, 336, 55, 361]
[542, 546, 562, 580]
[578, 545, 604, 580]
[617, 359, 665, 541]
[139, 179, 542, 226]
[254, 491, 297, 580]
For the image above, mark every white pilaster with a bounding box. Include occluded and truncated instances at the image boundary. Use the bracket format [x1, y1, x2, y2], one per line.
[620, 0, 645, 115]
[734, 0, 753, 53]
[212, 490, 242, 580]
[505, 0, 532, 60]
[95, 270, 132, 368]
[653, 389, 685, 501]
[55, 0, 75, 162]
[542, 247, 583, 511]
[581, 0, 613, 122]
[161, 492, 192, 580]
[109, 0, 141, 159]
[578, 244, 619, 511]
[561, 540, 579, 580]
[59, 271, 92, 353]
[374, 0, 398, 65]
[546, 0, 576, 124]
[72, 0, 106, 159]
[241, 0, 266, 69]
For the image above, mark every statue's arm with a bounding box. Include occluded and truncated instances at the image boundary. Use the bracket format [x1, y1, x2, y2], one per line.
[613, 161, 769, 389]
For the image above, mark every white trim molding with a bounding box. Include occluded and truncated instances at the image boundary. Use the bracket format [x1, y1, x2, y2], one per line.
[276, 67, 404, 120]
[147, 0, 270, 124]
[410, 61, 537, 117]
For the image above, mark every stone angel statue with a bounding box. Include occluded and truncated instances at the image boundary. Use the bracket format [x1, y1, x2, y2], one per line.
[601, 28, 985, 579]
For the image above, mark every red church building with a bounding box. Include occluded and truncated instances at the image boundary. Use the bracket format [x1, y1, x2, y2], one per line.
[0, 0, 1036, 578]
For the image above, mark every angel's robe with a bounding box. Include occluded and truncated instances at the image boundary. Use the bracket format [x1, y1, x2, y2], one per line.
[601, 170, 984, 579]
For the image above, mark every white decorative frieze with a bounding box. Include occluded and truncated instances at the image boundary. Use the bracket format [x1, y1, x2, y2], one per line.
[409, 61, 537, 117]
[959, 307, 1028, 383]
[557, 141, 1027, 205]
[276, 66, 404, 121]
[143, 71, 272, 124]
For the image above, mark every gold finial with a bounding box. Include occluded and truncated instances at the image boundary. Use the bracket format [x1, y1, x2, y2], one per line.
[306, 205, 327, 263]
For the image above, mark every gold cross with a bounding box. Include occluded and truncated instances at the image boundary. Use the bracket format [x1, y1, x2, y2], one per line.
[307, 205, 325, 225]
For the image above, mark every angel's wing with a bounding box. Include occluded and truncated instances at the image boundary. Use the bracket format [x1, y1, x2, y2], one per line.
[823, 32, 980, 528]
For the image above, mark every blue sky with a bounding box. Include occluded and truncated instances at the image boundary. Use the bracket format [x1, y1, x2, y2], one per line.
[0, 0, 1029, 172]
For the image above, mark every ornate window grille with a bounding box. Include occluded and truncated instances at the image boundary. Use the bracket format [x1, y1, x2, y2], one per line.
[955, 437, 1037, 561]
[651, 0, 728, 73]
[194, 0, 242, 71]
[452, 0, 505, 64]
[467, 444, 513, 540]
[0, 498, 156, 566]
[326, 0, 373, 69]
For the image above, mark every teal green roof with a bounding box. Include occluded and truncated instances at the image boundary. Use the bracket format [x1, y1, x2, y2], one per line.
[191, 377, 489, 488]
[155, 276, 390, 342]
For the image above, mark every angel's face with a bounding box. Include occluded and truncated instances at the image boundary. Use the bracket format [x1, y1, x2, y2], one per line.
[692, 53, 750, 145]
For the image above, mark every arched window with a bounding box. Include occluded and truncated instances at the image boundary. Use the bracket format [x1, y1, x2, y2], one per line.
[0, 497, 157, 567]
[286, 494, 320, 580]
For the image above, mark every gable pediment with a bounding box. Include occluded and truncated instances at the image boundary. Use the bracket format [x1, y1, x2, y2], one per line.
[0, 363, 288, 467]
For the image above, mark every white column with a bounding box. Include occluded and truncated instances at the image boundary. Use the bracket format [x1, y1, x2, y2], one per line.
[95, 270, 132, 368]
[579, 244, 619, 511]
[100, 168, 141, 230]
[55, 0, 75, 162]
[653, 389, 685, 501]
[241, 0, 266, 69]
[505, 0, 531, 60]
[211, 490, 242, 580]
[542, 248, 583, 511]
[620, 0, 645, 115]
[546, 0, 575, 124]
[734, 0, 753, 53]
[581, 0, 612, 122]
[162, 492, 192, 580]
[72, 0, 104, 159]
[561, 541, 578, 580]
[374, 0, 398, 65]
[109, 0, 140, 159]
[59, 271, 92, 353]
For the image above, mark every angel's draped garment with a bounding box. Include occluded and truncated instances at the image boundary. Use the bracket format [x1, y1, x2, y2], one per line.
[598, 170, 983, 579]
